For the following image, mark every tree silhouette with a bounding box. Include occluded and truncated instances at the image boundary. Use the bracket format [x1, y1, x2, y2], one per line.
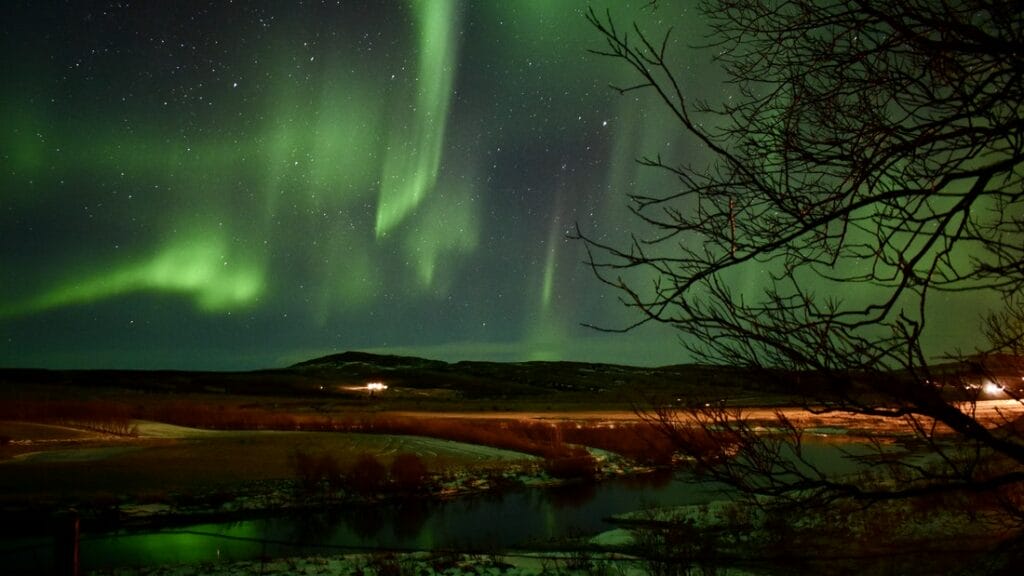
[580, 0, 1024, 517]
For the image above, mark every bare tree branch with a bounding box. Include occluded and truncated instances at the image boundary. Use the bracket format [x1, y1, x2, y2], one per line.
[581, 0, 1024, 520]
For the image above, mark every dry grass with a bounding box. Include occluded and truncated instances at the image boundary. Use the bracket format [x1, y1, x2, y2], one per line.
[151, 402, 691, 465]
[0, 399, 139, 437]
[2, 396, 688, 506]
[559, 422, 676, 465]
[0, 431, 532, 504]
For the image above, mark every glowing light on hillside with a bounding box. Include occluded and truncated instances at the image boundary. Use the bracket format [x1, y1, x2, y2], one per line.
[366, 382, 388, 393]
[983, 381, 1003, 396]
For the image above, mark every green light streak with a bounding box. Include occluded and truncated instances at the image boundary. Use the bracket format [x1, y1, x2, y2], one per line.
[375, 0, 461, 237]
[1, 227, 264, 318]
[308, 78, 382, 198]
[403, 179, 478, 288]
[539, 219, 561, 312]
[260, 115, 303, 217]
[526, 214, 567, 362]
[540, 249, 556, 311]
[311, 229, 380, 322]
[525, 321, 565, 361]
[528, 259, 565, 361]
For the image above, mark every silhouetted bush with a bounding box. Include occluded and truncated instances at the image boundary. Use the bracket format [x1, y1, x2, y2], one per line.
[361, 553, 409, 576]
[347, 453, 388, 495]
[390, 453, 429, 493]
[543, 453, 599, 480]
[347, 416, 579, 460]
[148, 401, 305, 430]
[0, 399, 140, 437]
[562, 423, 676, 465]
[628, 507, 726, 576]
[292, 449, 342, 495]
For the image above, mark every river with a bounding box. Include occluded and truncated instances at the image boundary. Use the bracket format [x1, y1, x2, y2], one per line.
[2, 470, 727, 573]
[2, 437, 886, 573]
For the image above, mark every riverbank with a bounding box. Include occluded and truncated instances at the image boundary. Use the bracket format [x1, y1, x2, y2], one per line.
[0, 418, 670, 537]
[83, 550, 659, 576]
[5, 417, 1021, 575]
[3, 470, 711, 576]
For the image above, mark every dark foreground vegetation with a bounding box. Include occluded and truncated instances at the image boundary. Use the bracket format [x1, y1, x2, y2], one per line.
[2, 352, 1024, 574]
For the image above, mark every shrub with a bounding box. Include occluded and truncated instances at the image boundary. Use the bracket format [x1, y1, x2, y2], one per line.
[349, 416, 578, 460]
[293, 449, 343, 495]
[347, 453, 388, 495]
[630, 510, 724, 576]
[543, 454, 599, 480]
[390, 453, 429, 493]
[361, 553, 413, 576]
[1, 399, 142, 437]
[562, 423, 676, 465]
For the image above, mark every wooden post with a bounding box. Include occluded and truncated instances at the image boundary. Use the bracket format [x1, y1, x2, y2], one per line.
[54, 509, 79, 576]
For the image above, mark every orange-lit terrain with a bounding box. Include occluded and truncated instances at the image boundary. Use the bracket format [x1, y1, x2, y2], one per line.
[2, 352, 1023, 575]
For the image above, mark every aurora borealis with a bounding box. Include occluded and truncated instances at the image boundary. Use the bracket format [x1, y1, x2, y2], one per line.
[3, 1, 718, 369]
[3, 0, 995, 371]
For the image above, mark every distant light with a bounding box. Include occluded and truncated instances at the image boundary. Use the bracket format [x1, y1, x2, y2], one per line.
[983, 381, 1003, 396]
[366, 382, 388, 392]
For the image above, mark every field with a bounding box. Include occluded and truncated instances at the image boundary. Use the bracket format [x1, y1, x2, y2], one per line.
[0, 423, 535, 503]
[0, 352, 755, 514]
[1, 354, 1019, 514]
[2, 353, 1023, 575]
[0, 359, 676, 523]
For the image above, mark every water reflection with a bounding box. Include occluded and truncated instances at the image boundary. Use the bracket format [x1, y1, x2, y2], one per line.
[618, 468, 674, 490]
[286, 507, 344, 544]
[546, 482, 598, 509]
[392, 499, 430, 540]
[347, 505, 385, 540]
[6, 471, 720, 572]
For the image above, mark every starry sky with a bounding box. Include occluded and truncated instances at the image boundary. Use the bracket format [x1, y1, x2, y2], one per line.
[2, 0, 723, 370]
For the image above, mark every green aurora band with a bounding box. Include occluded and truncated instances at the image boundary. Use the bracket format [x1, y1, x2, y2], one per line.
[0, 0, 997, 368]
[376, 0, 462, 238]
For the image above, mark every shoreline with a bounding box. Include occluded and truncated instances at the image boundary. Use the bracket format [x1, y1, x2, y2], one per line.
[0, 456, 669, 538]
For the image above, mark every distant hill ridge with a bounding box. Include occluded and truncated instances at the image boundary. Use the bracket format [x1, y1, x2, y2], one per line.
[279, 350, 788, 403]
[2, 351, 1019, 403]
[291, 351, 449, 370]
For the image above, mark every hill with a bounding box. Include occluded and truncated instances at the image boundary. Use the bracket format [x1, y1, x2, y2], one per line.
[0, 351, 752, 408]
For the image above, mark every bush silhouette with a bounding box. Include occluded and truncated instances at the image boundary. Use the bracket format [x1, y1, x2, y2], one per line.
[293, 449, 343, 495]
[347, 453, 387, 494]
[543, 453, 599, 480]
[390, 453, 429, 493]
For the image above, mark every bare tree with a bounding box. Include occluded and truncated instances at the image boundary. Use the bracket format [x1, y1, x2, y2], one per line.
[580, 0, 1024, 520]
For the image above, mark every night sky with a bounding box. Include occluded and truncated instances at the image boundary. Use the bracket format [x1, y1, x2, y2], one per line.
[0, 1, 992, 371]
[2, 1, 720, 370]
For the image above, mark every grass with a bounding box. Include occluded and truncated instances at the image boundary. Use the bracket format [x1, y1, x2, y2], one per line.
[0, 399, 139, 437]
[0, 391, 694, 507]
[560, 423, 676, 465]
[0, 431, 532, 505]
[2, 398, 646, 461]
